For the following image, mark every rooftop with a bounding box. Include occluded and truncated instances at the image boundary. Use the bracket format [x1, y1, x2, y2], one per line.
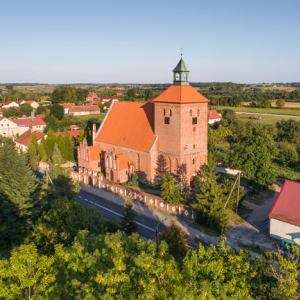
[14, 129, 45, 147]
[269, 180, 300, 227]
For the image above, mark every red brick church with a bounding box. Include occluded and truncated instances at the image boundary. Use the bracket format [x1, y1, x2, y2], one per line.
[78, 57, 209, 186]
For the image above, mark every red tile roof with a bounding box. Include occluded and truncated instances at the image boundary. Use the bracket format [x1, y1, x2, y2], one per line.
[90, 100, 101, 105]
[26, 100, 33, 104]
[3, 101, 13, 105]
[95, 101, 156, 152]
[17, 99, 25, 104]
[86, 92, 98, 99]
[208, 109, 222, 120]
[118, 153, 132, 169]
[153, 85, 209, 104]
[116, 93, 123, 96]
[12, 116, 46, 126]
[14, 130, 45, 147]
[88, 145, 102, 160]
[269, 180, 300, 226]
[59, 103, 75, 108]
[69, 105, 100, 112]
[54, 130, 84, 137]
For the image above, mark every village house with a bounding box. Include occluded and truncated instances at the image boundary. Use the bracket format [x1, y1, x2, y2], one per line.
[59, 103, 75, 114]
[100, 96, 118, 104]
[269, 180, 300, 245]
[17, 99, 26, 105]
[12, 115, 46, 132]
[86, 92, 99, 102]
[26, 100, 39, 109]
[14, 129, 45, 152]
[0, 117, 29, 137]
[208, 109, 222, 124]
[77, 57, 209, 185]
[2, 101, 19, 108]
[69, 105, 100, 116]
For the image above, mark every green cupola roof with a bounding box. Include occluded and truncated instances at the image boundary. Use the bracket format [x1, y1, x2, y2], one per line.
[173, 57, 190, 72]
[173, 57, 190, 86]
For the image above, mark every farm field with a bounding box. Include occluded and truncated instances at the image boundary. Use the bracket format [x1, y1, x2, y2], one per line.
[236, 114, 299, 125]
[75, 113, 106, 122]
[211, 105, 300, 116]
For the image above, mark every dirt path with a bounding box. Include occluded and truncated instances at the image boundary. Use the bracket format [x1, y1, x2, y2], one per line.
[235, 111, 300, 118]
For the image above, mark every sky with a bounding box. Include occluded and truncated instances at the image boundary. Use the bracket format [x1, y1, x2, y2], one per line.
[1, 0, 300, 84]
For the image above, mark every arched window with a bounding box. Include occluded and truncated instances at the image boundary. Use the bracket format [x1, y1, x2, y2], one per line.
[197, 109, 200, 116]
[164, 109, 165, 116]
[137, 154, 140, 170]
[193, 159, 195, 165]
[170, 109, 172, 116]
[190, 109, 192, 116]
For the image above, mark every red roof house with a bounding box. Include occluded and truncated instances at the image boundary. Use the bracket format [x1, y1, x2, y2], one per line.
[207, 110, 222, 124]
[269, 180, 300, 244]
[14, 130, 45, 152]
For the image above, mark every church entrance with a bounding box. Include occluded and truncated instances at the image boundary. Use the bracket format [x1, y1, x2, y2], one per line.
[110, 169, 114, 181]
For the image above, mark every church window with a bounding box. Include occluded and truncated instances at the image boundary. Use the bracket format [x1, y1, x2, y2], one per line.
[197, 109, 200, 116]
[190, 109, 192, 116]
[193, 144, 195, 149]
[193, 159, 195, 165]
[137, 154, 140, 170]
[192, 117, 197, 125]
[170, 109, 172, 116]
[98, 162, 100, 167]
[164, 117, 170, 124]
[193, 127, 196, 132]
[164, 109, 165, 116]
[106, 158, 109, 168]
[114, 162, 117, 170]
[110, 156, 113, 168]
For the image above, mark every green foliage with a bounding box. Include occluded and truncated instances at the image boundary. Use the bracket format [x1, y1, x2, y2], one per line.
[52, 142, 62, 161]
[44, 128, 56, 158]
[208, 125, 232, 140]
[144, 88, 154, 100]
[229, 124, 277, 189]
[276, 119, 300, 144]
[161, 173, 184, 205]
[26, 134, 40, 170]
[191, 161, 229, 231]
[64, 130, 75, 161]
[0, 244, 56, 299]
[159, 221, 189, 260]
[276, 98, 285, 108]
[35, 105, 47, 115]
[131, 173, 139, 186]
[19, 103, 33, 117]
[121, 200, 139, 235]
[50, 103, 64, 120]
[3, 106, 19, 117]
[281, 144, 299, 167]
[221, 177, 245, 211]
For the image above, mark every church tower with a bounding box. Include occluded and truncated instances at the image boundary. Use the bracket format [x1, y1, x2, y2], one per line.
[153, 57, 209, 185]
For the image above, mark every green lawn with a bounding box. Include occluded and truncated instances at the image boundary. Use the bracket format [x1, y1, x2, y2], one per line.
[210, 105, 300, 116]
[75, 113, 106, 122]
[189, 222, 221, 237]
[236, 114, 299, 125]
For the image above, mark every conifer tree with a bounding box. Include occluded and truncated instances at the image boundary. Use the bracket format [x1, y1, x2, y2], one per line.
[76, 130, 84, 144]
[38, 140, 47, 162]
[52, 143, 62, 161]
[26, 133, 39, 170]
[56, 132, 67, 161]
[64, 131, 75, 162]
[121, 200, 139, 235]
[45, 129, 56, 159]
[161, 173, 184, 205]
[159, 221, 189, 260]
[191, 160, 229, 231]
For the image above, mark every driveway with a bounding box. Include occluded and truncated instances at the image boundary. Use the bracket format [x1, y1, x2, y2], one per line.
[226, 184, 281, 251]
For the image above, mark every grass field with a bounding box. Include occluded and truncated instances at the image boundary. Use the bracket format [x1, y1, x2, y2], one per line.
[75, 113, 106, 122]
[211, 105, 300, 116]
[236, 114, 300, 125]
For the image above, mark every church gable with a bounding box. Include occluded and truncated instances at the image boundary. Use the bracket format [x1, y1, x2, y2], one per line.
[95, 102, 156, 152]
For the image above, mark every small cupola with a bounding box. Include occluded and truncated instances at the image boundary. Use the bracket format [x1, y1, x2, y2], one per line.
[173, 55, 190, 86]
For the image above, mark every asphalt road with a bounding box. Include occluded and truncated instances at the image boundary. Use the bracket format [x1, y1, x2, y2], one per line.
[35, 170, 208, 248]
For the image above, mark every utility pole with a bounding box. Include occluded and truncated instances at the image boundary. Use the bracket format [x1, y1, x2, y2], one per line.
[223, 172, 241, 210]
[236, 173, 241, 214]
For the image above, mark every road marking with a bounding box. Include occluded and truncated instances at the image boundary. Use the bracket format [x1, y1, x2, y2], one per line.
[78, 195, 155, 232]
[78, 196, 82, 199]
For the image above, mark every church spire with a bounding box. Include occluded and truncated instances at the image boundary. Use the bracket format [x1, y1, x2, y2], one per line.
[173, 55, 190, 86]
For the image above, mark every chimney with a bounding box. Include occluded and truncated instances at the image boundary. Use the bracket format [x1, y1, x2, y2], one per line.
[92, 123, 96, 145]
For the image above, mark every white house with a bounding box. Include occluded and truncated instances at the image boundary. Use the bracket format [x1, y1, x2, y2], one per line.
[14, 129, 45, 152]
[269, 180, 300, 245]
[26, 100, 39, 109]
[59, 103, 75, 114]
[2, 101, 19, 108]
[0, 117, 29, 137]
[208, 109, 222, 124]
